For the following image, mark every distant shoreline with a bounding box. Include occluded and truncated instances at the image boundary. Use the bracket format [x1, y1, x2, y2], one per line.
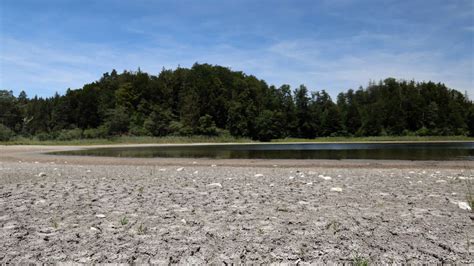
[1, 135, 473, 146]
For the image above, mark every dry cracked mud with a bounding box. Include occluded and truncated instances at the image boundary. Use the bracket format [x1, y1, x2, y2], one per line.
[0, 146, 473, 264]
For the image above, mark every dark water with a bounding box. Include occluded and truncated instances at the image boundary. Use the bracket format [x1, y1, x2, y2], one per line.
[52, 142, 474, 160]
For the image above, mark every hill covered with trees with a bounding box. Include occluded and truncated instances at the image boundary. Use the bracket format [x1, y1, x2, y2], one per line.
[1, 63, 473, 141]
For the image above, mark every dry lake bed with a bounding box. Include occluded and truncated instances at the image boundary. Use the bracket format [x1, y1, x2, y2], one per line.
[0, 145, 473, 264]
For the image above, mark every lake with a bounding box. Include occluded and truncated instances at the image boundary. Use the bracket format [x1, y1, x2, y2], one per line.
[52, 142, 474, 161]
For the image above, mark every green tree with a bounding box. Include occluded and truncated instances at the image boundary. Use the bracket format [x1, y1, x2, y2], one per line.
[104, 106, 130, 135]
[196, 114, 218, 136]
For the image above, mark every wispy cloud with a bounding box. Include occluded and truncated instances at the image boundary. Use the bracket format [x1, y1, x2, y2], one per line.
[0, 0, 472, 98]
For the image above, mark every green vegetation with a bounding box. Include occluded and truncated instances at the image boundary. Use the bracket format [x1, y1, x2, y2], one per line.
[1, 135, 254, 145]
[272, 136, 474, 143]
[120, 216, 129, 226]
[137, 223, 148, 235]
[1, 64, 473, 143]
[51, 219, 59, 229]
[467, 180, 474, 212]
[353, 255, 370, 266]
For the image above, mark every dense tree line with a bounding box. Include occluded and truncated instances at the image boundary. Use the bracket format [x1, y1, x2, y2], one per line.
[1, 63, 473, 141]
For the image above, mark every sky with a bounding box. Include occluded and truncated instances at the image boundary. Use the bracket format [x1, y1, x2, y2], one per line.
[1, 0, 473, 99]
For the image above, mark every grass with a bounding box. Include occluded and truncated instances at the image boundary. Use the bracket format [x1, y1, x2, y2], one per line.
[272, 135, 474, 143]
[120, 216, 129, 226]
[51, 219, 59, 229]
[467, 179, 474, 212]
[137, 223, 148, 235]
[1, 135, 254, 145]
[352, 255, 370, 266]
[1, 135, 471, 146]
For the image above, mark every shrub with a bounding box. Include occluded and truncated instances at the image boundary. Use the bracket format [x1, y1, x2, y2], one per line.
[0, 124, 14, 141]
[56, 128, 83, 141]
[129, 125, 148, 136]
[415, 127, 430, 136]
[83, 126, 108, 139]
[35, 132, 55, 141]
[196, 115, 218, 136]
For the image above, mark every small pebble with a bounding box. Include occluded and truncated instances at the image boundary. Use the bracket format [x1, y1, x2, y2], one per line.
[207, 183, 222, 188]
[319, 175, 332, 180]
[176, 167, 184, 172]
[254, 174, 264, 177]
[330, 187, 343, 192]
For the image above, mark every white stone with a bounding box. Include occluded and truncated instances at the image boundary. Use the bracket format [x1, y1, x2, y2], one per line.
[193, 171, 199, 174]
[207, 183, 222, 188]
[38, 172, 47, 177]
[181, 218, 187, 224]
[192, 161, 197, 164]
[306, 182, 313, 185]
[86, 169, 91, 173]
[404, 176, 410, 179]
[35, 199, 46, 205]
[298, 201, 309, 205]
[90, 227, 100, 231]
[159, 168, 166, 171]
[95, 214, 106, 218]
[436, 180, 447, 183]
[211, 164, 217, 167]
[269, 183, 274, 187]
[289, 176, 295, 180]
[254, 174, 264, 177]
[330, 187, 343, 192]
[458, 201, 472, 211]
[458, 176, 467, 180]
[319, 175, 332, 180]
[176, 167, 184, 172]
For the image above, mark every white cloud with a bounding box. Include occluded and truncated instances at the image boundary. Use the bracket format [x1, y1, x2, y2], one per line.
[1, 33, 472, 100]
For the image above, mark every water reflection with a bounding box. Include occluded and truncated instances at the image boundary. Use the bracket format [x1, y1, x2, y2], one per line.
[52, 142, 474, 161]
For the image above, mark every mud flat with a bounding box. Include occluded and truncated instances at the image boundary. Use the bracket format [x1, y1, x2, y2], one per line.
[0, 145, 473, 263]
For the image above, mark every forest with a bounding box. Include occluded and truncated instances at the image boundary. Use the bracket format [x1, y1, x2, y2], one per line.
[1, 63, 473, 141]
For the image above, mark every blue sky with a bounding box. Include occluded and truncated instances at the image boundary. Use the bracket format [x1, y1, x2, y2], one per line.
[1, 0, 473, 99]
